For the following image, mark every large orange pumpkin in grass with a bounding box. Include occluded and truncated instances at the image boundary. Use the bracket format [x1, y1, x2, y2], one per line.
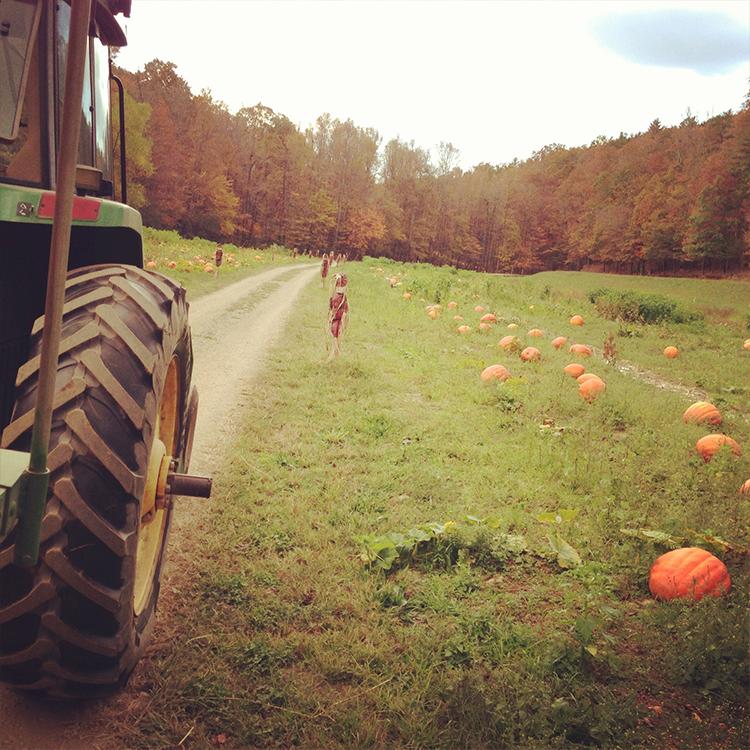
[403, 292, 412, 300]
[663, 346, 679, 359]
[447, 301, 458, 310]
[457, 325, 472, 334]
[551, 336, 567, 349]
[579, 377, 605, 402]
[528, 328, 544, 338]
[499, 335, 518, 350]
[564, 363, 585, 378]
[520, 347, 541, 362]
[577, 372, 601, 384]
[481, 364, 511, 382]
[649, 548, 730, 601]
[570, 315, 584, 326]
[695, 434, 742, 462]
[739, 479, 750, 496]
[427, 308, 439, 320]
[481, 313, 497, 324]
[682, 401, 722, 426]
[474, 305, 485, 313]
[569, 344, 593, 357]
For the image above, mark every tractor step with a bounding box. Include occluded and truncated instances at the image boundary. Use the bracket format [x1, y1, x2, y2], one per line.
[0, 448, 29, 542]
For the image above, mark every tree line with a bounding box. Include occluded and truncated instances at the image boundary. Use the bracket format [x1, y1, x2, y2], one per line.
[115, 59, 750, 274]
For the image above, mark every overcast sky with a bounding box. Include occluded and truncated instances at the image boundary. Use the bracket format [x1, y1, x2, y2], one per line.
[116, 0, 750, 169]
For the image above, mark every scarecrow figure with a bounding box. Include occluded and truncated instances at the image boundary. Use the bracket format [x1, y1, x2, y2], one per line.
[327, 273, 349, 359]
[214, 244, 223, 275]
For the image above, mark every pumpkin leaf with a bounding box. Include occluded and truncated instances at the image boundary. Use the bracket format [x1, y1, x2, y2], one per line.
[499, 534, 528, 554]
[537, 512, 559, 525]
[547, 534, 582, 568]
[620, 528, 682, 548]
[687, 530, 750, 556]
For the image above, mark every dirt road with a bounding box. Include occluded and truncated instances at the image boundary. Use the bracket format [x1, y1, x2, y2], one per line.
[0, 263, 318, 750]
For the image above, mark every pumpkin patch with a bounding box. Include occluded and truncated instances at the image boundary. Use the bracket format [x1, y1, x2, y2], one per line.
[649, 548, 730, 601]
[569, 344, 593, 357]
[695, 434, 742, 462]
[563, 363, 586, 378]
[682, 402, 722, 426]
[569, 315, 584, 326]
[480, 364, 511, 382]
[579, 377, 605, 402]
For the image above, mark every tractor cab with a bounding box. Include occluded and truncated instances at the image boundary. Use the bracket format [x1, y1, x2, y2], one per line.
[0, 0, 209, 698]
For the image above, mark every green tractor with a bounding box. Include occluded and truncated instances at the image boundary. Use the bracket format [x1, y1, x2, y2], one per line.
[0, 0, 210, 698]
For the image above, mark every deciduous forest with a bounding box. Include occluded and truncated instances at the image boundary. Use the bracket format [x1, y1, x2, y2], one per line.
[115, 60, 750, 274]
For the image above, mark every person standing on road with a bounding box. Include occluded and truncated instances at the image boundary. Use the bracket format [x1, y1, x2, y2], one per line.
[320, 253, 330, 286]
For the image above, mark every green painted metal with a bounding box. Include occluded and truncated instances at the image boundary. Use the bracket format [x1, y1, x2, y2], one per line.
[0, 448, 28, 543]
[0, 182, 142, 234]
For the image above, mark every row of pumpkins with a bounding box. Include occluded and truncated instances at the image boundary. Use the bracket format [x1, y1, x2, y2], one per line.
[410, 292, 745, 603]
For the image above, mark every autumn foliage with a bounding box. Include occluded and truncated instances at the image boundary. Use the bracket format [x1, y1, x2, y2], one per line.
[116, 60, 750, 273]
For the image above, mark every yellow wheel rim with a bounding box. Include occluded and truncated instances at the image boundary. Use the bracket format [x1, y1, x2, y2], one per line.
[134, 358, 179, 616]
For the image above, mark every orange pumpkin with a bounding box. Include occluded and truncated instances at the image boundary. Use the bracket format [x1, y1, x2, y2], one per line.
[663, 346, 679, 359]
[203, 263, 214, 273]
[480, 364, 511, 382]
[457, 325, 471, 334]
[579, 377, 605, 402]
[743, 339, 750, 351]
[146, 260, 157, 269]
[447, 301, 458, 310]
[551, 336, 567, 349]
[480, 313, 497, 324]
[569, 344, 592, 357]
[576, 373, 600, 384]
[528, 328, 544, 337]
[563, 363, 585, 378]
[520, 347, 541, 362]
[474, 305, 485, 313]
[569, 315, 584, 326]
[498, 335, 518, 351]
[507, 323, 519, 330]
[649, 548, 730, 601]
[427, 308, 439, 320]
[479, 322, 492, 332]
[695, 434, 742, 462]
[739, 479, 750, 496]
[682, 401, 722, 426]
[403, 292, 412, 300]
[453, 315, 464, 321]
[167, 260, 177, 269]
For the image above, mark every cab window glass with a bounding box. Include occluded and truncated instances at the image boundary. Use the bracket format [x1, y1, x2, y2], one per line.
[0, 0, 40, 139]
[92, 37, 111, 180]
[0, 9, 42, 184]
[55, 0, 94, 166]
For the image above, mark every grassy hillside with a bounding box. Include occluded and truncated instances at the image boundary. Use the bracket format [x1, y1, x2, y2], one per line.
[114, 260, 749, 749]
[142, 227, 304, 298]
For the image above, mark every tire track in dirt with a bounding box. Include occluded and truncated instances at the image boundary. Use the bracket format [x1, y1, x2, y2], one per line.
[0, 263, 318, 750]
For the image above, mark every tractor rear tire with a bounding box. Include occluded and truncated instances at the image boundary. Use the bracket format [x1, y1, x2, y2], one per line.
[0, 264, 193, 698]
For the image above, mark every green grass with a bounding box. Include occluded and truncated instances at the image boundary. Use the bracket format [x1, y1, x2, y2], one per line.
[142, 227, 306, 298]
[114, 259, 749, 749]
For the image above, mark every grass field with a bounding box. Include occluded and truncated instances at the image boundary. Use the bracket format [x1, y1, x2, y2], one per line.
[142, 227, 303, 298]
[116, 259, 749, 749]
